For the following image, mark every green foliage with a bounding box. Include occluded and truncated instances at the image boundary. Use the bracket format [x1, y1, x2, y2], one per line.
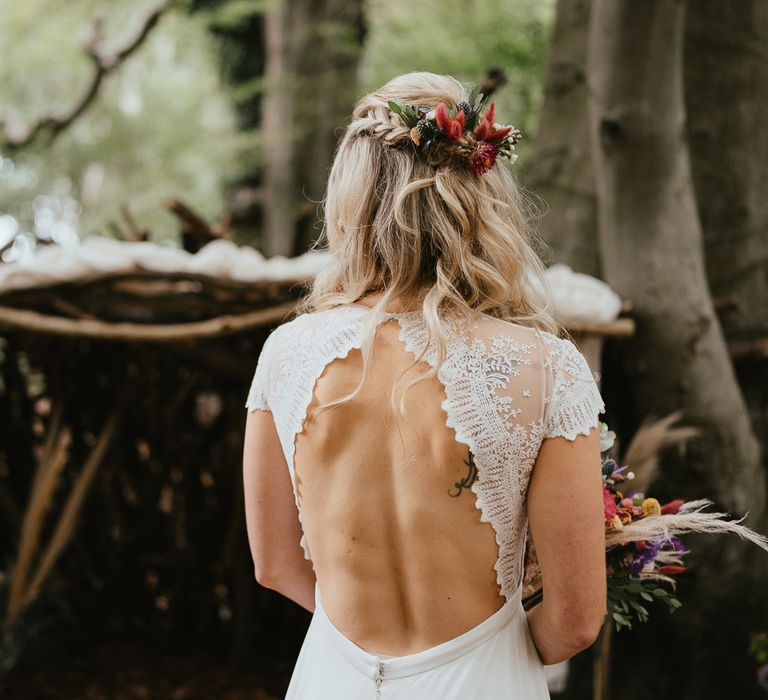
[0, 1, 249, 245]
[607, 576, 682, 632]
[0, 0, 555, 253]
[750, 631, 768, 665]
[360, 0, 555, 157]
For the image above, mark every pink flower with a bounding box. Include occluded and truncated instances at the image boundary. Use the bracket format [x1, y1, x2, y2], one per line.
[603, 484, 618, 522]
[469, 142, 498, 174]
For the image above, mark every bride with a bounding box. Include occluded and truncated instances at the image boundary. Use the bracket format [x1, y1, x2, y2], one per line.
[243, 71, 606, 699]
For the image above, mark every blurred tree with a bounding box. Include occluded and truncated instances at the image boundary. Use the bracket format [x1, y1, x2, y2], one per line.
[260, 0, 366, 256]
[522, 0, 596, 275]
[185, 0, 267, 240]
[0, 1, 246, 248]
[0, 2, 169, 153]
[188, 0, 366, 256]
[684, 2, 768, 346]
[588, 1, 766, 698]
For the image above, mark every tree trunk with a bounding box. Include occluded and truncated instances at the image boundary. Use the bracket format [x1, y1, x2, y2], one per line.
[684, 2, 768, 560]
[261, 0, 365, 258]
[261, 0, 303, 257]
[293, 0, 366, 253]
[684, 1, 768, 344]
[524, 0, 598, 276]
[589, 1, 767, 697]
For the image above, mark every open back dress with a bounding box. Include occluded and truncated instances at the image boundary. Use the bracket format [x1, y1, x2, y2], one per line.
[245, 302, 605, 699]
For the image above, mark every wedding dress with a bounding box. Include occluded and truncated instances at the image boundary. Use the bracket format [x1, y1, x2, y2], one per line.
[245, 303, 605, 699]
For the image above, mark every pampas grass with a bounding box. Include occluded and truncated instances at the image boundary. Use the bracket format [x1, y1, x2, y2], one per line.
[620, 410, 700, 495]
[605, 498, 768, 553]
[2, 406, 120, 633]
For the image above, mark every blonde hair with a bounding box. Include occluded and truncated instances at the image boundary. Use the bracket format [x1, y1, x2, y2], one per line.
[294, 71, 562, 419]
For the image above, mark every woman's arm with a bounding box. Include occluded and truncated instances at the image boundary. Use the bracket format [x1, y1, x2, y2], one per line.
[525, 425, 607, 665]
[243, 408, 316, 612]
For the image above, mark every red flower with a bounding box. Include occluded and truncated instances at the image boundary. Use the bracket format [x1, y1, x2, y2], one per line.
[658, 565, 689, 575]
[661, 499, 685, 515]
[602, 483, 618, 522]
[469, 142, 498, 174]
[485, 125, 512, 144]
[435, 102, 466, 142]
[474, 102, 496, 140]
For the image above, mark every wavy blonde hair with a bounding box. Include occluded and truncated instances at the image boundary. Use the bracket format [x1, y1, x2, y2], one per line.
[294, 71, 562, 419]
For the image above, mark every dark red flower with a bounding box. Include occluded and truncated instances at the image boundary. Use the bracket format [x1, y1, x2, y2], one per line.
[474, 102, 496, 140]
[485, 125, 512, 144]
[658, 565, 689, 575]
[469, 142, 498, 174]
[661, 499, 685, 515]
[435, 102, 466, 142]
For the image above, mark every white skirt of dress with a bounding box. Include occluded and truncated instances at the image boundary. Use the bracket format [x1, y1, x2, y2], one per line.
[285, 582, 551, 699]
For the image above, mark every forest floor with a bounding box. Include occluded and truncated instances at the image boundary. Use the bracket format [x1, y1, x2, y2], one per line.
[2, 639, 288, 700]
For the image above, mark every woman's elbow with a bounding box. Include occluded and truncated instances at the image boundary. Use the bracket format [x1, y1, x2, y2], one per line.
[253, 553, 300, 591]
[570, 615, 605, 650]
[254, 564, 277, 590]
[566, 598, 607, 650]
[550, 595, 606, 653]
[252, 551, 283, 590]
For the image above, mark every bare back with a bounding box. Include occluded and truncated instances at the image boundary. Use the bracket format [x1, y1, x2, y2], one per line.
[244, 302, 605, 657]
[296, 318, 503, 654]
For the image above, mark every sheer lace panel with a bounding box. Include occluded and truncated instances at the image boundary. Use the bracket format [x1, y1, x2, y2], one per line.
[245, 305, 606, 597]
[541, 334, 606, 440]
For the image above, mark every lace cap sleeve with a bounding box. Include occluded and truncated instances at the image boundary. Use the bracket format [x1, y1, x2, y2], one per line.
[245, 331, 277, 412]
[543, 336, 605, 440]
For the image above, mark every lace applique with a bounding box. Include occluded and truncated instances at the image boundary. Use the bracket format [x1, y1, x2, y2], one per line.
[395, 316, 547, 599]
[542, 335, 606, 440]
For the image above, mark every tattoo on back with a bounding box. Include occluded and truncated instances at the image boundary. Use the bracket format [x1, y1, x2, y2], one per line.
[448, 450, 478, 497]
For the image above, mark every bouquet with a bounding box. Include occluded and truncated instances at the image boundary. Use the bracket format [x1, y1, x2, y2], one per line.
[522, 415, 768, 631]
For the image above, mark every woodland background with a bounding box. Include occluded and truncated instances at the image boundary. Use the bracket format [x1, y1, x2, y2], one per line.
[0, 0, 767, 699]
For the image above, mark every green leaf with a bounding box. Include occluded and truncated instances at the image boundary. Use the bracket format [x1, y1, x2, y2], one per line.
[403, 105, 419, 127]
[468, 83, 480, 109]
[640, 591, 654, 602]
[388, 100, 404, 116]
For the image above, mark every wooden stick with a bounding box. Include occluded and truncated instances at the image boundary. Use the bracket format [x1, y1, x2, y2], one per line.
[593, 620, 613, 700]
[729, 336, 768, 361]
[0, 301, 299, 342]
[566, 317, 635, 337]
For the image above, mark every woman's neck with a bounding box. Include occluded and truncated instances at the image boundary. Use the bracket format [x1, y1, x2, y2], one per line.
[354, 292, 415, 313]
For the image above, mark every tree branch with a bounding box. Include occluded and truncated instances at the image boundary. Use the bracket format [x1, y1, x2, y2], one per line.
[0, 302, 300, 342]
[2, 2, 170, 151]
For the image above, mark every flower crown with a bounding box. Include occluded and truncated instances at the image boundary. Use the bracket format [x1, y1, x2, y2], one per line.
[387, 85, 522, 175]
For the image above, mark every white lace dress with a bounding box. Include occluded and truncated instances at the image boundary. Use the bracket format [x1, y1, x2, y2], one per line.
[245, 304, 605, 699]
